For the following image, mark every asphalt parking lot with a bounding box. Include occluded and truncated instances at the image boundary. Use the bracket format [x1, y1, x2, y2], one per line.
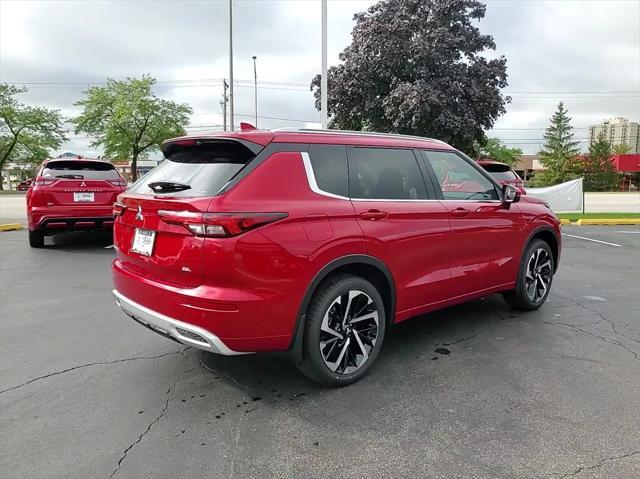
[1, 226, 639, 478]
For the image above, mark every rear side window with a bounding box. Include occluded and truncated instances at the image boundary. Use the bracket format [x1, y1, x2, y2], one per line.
[308, 144, 349, 197]
[424, 151, 498, 201]
[348, 147, 427, 200]
[43, 160, 120, 180]
[127, 142, 255, 197]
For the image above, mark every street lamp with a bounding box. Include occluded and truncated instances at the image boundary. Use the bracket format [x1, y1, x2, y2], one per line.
[252, 55, 258, 128]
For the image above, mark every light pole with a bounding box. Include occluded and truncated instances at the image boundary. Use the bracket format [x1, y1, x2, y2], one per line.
[321, 0, 327, 129]
[228, 0, 234, 131]
[252, 55, 258, 128]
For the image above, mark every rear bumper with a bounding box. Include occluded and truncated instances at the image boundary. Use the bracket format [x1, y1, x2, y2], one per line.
[29, 206, 114, 231]
[113, 289, 248, 355]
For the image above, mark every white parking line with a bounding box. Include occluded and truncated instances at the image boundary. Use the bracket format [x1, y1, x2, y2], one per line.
[562, 233, 621, 247]
[615, 230, 640, 234]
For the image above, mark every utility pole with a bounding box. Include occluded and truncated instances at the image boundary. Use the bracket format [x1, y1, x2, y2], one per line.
[220, 80, 229, 131]
[252, 56, 258, 128]
[228, 0, 235, 131]
[321, 0, 328, 129]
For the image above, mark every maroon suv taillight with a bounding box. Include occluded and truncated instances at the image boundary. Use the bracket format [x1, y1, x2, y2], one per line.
[158, 210, 287, 237]
[109, 179, 128, 187]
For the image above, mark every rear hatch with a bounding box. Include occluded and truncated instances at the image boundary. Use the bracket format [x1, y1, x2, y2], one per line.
[114, 139, 259, 287]
[39, 159, 126, 207]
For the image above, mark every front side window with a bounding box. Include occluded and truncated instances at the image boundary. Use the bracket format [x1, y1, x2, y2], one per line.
[348, 148, 427, 200]
[424, 151, 498, 201]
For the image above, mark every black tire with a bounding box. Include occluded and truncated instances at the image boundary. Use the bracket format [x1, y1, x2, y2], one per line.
[298, 274, 386, 386]
[503, 238, 554, 311]
[28, 229, 45, 248]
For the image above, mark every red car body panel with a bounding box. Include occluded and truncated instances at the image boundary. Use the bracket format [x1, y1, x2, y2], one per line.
[112, 130, 561, 354]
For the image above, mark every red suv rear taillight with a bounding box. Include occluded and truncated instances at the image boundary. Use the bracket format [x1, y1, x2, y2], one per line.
[158, 210, 287, 237]
[113, 202, 127, 217]
[109, 179, 128, 187]
[33, 177, 55, 186]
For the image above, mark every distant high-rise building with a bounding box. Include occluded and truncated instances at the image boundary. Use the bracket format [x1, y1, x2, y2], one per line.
[589, 117, 640, 153]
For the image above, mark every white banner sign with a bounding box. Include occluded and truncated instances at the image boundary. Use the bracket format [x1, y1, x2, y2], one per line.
[527, 178, 583, 212]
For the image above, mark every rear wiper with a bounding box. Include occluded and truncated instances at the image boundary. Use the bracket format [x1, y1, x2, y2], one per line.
[148, 181, 191, 193]
[56, 174, 84, 179]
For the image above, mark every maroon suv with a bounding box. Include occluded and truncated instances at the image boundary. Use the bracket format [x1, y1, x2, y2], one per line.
[27, 158, 127, 247]
[112, 129, 560, 386]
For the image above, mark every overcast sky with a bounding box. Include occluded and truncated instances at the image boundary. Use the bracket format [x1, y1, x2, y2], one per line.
[1, 0, 639, 156]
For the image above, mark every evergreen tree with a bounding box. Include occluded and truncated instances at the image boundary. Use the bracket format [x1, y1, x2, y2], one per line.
[535, 103, 580, 186]
[582, 133, 617, 191]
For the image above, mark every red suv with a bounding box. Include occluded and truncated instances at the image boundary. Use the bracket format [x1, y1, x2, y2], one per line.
[112, 129, 560, 386]
[27, 158, 127, 247]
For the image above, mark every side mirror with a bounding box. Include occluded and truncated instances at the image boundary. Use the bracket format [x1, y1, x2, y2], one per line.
[502, 184, 520, 205]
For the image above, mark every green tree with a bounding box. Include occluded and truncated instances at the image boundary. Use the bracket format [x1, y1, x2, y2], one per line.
[612, 143, 631, 155]
[477, 138, 522, 166]
[534, 102, 581, 186]
[74, 76, 192, 181]
[310, 0, 509, 153]
[0, 84, 66, 189]
[580, 133, 617, 191]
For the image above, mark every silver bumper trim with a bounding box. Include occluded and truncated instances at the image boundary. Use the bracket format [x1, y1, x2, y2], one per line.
[112, 289, 249, 355]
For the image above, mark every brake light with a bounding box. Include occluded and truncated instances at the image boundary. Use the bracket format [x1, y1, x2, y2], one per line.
[34, 177, 55, 186]
[113, 202, 127, 217]
[158, 210, 287, 237]
[109, 179, 128, 187]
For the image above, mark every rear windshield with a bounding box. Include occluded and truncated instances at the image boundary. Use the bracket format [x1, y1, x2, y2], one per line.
[43, 160, 120, 180]
[480, 163, 518, 181]
[126, 142, 255, 197]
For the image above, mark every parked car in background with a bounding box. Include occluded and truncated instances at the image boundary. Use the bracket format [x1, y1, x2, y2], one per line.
[112, 128, 560, 386]
[477, 160, 526, 194]
[17, 178, 33, 191]
[26, 158, 127, 247]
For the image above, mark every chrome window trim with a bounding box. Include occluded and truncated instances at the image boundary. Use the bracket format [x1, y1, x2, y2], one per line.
[301, 152, 503, 203]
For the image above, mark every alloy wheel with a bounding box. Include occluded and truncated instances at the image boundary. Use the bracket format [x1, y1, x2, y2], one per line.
[319, 290, 380, 375]
[525, 248, 552, 303]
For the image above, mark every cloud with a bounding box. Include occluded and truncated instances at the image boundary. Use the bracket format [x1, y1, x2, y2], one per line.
[1, 0, 638, 156]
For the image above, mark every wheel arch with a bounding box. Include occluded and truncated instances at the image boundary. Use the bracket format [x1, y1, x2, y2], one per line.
[526, 226, 560, 272]
[288, 254, 396, 365]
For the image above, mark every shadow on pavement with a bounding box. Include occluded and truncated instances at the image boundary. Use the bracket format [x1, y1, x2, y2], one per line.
[47, 230, 114, 250]
[198, 295, 516, 398]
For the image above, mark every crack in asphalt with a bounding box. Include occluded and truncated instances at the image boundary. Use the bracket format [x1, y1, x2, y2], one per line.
[544, 321, 640, 362]
[109, 366, 195, 478]
[558, 449, 640, 478]
[193, 350, 252, 392]
[442, 332, 479, 346]
[0, 348, 189, 395]
[553, 293, 640, 346]
[549, 294, 640, 361]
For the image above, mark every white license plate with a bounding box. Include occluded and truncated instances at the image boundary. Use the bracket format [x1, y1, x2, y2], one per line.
[74, 192, 94, 202]
[131, 228, 156, 256]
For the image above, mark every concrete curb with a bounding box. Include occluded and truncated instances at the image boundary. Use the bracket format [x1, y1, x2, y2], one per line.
[560, 218, 640, 226]
[576, 218, 640, 226]
[0, 223, 24, 232]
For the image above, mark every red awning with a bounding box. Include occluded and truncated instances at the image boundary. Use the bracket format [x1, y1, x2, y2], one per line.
[612, 154, 640, 172]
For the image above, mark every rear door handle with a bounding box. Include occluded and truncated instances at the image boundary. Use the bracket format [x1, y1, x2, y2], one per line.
[360, 209, 388, 221]
[450, 207, 470, 218]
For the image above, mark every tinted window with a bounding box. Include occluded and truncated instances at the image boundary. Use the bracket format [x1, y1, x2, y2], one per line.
[43, 160, 120, 180]
[487, 170, 518, 181]
[127, 142, 254, 197]
[308, 144, 348, 197]
[424, 151, 498, 200]
[348, 148, 427, 200]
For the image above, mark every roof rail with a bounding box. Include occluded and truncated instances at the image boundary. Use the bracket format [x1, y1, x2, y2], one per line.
[273, 127, 450, 146]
